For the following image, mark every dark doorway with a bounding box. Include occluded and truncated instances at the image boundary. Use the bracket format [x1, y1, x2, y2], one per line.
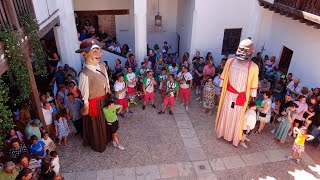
[177, 33, 180, 56]
[279, 46, 293, 74]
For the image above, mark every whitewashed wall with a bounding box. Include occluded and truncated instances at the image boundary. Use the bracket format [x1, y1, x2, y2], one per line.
[187, 0, 256, 64]
[32, 0, 59, 28]
[176, 0, 195, 56]
[146, 0, 179, 53]
[54, 0, 81, 72]
[255, 10, 320, 88]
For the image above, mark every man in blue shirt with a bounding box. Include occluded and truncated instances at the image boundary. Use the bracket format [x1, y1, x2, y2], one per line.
[65, 92, 83, 136]
[29, 135, 46, 158]
[49, 66, 66, 86]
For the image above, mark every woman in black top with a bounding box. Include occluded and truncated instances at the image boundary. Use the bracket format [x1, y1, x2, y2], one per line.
[46, 45, 60, 74]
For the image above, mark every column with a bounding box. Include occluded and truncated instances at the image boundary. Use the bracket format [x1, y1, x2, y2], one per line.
[53, 0, 81, 72]
[134, 0, 147, 67]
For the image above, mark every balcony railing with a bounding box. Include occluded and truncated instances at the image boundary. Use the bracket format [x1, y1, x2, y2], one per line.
[0, 0, 33, 29]
[0, 0, 11, 28]
[12, 0, 32, 23]
[275, 0, 320, 16]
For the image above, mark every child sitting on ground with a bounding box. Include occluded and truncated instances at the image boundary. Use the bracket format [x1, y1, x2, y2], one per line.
[50, 151, 60, 174]
[240, 101, 257, 148]
[54, 113, 70, 146]
[41, 132, 56, 154]
[287, 127, 314, 163]
[103, 100, 125, 150]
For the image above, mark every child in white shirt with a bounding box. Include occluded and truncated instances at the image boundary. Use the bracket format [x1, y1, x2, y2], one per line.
[41, 132, 56, 154]
[50, 151, 60, 174]
[240, 101, 257, 148]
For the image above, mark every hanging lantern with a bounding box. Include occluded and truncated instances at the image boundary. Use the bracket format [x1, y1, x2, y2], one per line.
[155, 14, 162, 26]
[155, 0, 162, 26]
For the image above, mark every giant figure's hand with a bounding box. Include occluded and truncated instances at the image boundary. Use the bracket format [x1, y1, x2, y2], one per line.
[81, 103, 89, 115]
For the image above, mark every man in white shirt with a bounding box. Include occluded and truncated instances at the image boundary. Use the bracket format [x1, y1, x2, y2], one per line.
[168, 63, 178, 78]
[177, 65, 193, 111]
[124, 67, 138, 105]
[138, 62, 150, 91]
[114, 74, 132, 115]
[143, 70, 157, 110]
[41, 132, 56, 154]
[42, 101, 53, 136]
[108, 42, 121, 53]
[286, 78, 302, 99]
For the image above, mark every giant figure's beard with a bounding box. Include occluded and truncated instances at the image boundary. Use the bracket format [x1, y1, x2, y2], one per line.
[235, 52, 252, 61]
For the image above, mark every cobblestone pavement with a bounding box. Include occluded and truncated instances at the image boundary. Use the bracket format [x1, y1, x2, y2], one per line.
[59, 92, 320, 180]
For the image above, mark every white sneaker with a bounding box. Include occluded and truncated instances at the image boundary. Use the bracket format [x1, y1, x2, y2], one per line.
[185, 106, 189, 111]
[195, 97, 201, 101]
[245, 137, 250, 142]
[296, 158, 301, 164]
[240, 142, 248, 148]
[117, 144, 125, 150]
[287, 155, 294, 160]
[288, 131, 292, 136]
[271, 129, 275, 134]
[112, 141, 117, 148]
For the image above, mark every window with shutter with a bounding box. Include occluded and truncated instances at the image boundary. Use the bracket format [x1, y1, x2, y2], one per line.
[221, 28, 242, 55]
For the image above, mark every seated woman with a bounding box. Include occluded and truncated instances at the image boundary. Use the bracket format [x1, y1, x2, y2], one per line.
[121, 44, 129, 56]
[16, 154, 41, 174]
[4, 129, 24, 151]
[6, 138, 28, 163]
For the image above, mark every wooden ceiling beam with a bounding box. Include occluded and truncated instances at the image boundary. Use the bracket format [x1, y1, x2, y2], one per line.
[75, 9, 129, 17]
[257, 0, 320, 29]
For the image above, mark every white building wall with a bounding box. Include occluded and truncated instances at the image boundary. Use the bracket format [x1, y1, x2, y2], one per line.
[115, 0, 135, 51]
[189, 0, 256, 64]
[257, 12, 320, 88]
[147, 0, 179, 53]
[53, 0, 81, 72]
[32, 0, 59, 27]
[176, 0, 195, 56]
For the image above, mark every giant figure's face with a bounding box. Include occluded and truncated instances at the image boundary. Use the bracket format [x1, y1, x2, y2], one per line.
[83, 46, 102, 66]
[235, 39, 254, 61]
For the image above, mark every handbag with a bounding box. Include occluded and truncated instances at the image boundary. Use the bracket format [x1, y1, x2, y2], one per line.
[259, 112, 267, 117]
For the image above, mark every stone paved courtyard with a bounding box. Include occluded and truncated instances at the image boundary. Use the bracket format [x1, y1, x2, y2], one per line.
[59, 93, 320, 180]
